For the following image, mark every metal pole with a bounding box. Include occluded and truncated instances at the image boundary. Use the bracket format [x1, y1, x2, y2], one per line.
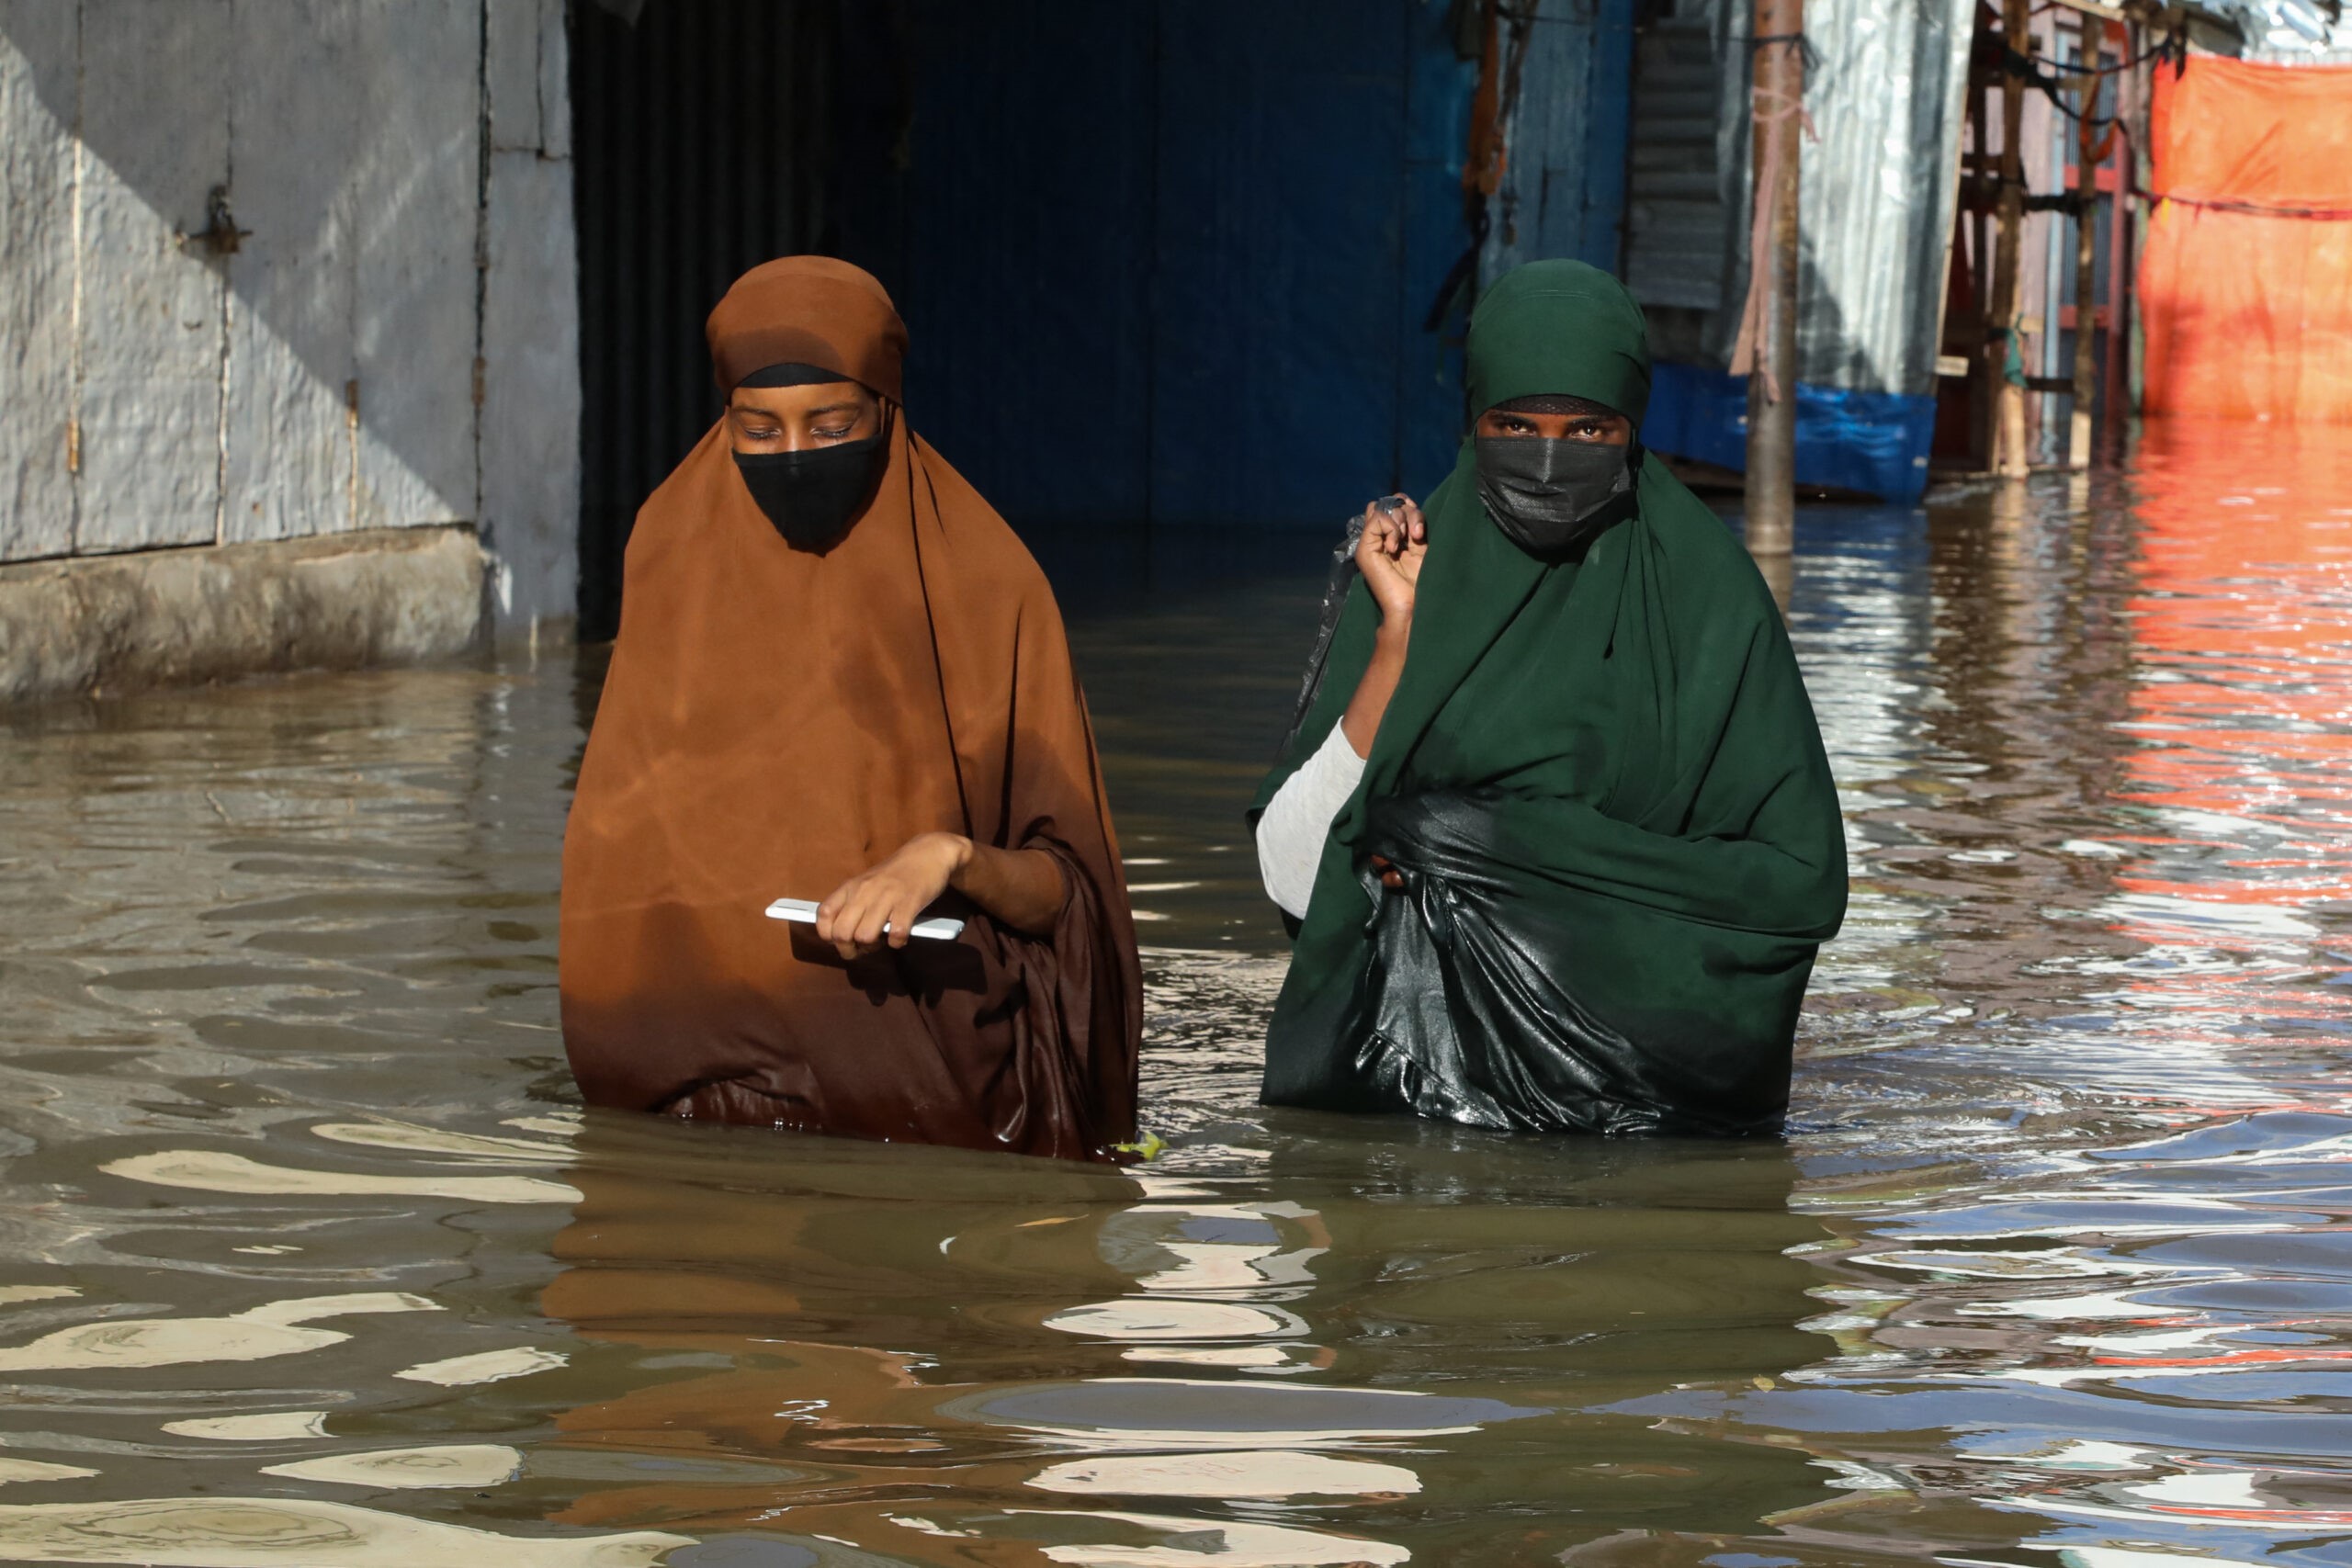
[1988, 0, 2031, 479]
[1743, 0, 1801, 555]
[2068, 32, 2099, 469]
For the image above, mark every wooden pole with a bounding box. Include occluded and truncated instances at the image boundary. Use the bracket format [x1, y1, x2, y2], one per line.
[2068, 33, 2099, 469]
[1969, 71, 1995, 469]
[2126, 25, 2154, 425]
[2102, 21, 2132, 461]
[1988, 0, 2031, 479]
[1744, 0, 1801, 554]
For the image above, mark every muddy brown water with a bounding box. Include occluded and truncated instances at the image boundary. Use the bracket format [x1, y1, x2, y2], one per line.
[2, 437, 2349, 1565]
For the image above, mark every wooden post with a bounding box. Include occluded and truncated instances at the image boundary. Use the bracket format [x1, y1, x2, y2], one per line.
[2068, 34, 2099, 469]
[1969, 71, 1995, 469]
[2126, 24, 2154, 424]
[1987, 0, 2031, 479]
[2102, 21, 2132, 461]
[1744, 0, 1802, 555]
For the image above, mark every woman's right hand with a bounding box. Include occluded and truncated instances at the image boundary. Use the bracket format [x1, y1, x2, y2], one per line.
[1356, 495, 1426, 630]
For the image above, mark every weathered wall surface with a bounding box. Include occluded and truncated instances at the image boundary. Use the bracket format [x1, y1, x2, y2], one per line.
[0, 0, 578, 697]
[482, 0, 581, 627]
[1478, 0, 1638, 285]
[0, 526, 489, 705]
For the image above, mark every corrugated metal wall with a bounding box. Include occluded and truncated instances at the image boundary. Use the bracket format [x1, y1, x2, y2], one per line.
[570, 0, 1642, 625]
[570, 0, 833, 639]
[1623, 4, 1733, 317]
[857, 0, 1483, 531]
[1623, 0, 1973, 395]
[1480, 0, 1639, 284]
[1618, 0, 1975, 500]
[573, 0, 1492, 627]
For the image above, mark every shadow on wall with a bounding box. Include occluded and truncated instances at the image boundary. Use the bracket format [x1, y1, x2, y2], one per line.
[0, 0, 576, 623]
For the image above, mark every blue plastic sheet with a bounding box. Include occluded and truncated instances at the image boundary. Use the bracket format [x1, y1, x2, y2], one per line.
[1642, 361, 1936, 504]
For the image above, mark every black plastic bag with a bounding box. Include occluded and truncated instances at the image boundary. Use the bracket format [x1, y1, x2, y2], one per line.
[1305, 789, 1783, 1138]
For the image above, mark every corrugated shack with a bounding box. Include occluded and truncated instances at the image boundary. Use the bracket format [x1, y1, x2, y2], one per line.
[1612, 0, 2352, 503]
[18, 0, 2344, 703]
[1621, 0, 1976, 504]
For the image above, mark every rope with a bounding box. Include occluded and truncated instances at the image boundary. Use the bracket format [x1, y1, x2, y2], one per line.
[1729, 34, 1817, 403]
[2142, 186, 2352, 220]
[1750, 30, 1821, 71]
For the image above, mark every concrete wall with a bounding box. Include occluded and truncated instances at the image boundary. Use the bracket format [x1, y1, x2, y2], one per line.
[0, 0, 578, 700]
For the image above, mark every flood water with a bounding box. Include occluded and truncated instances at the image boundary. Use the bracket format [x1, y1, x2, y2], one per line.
[2, 424, 2349, 1566]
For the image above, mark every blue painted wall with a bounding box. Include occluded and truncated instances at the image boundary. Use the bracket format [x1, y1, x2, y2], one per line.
[843, 0, 1488, 531]
[887, 6, 1158, 524]
[1151, 3, 1412, 525]
[833, 0, 1640, 530]
[1579, 0, 1636, 268]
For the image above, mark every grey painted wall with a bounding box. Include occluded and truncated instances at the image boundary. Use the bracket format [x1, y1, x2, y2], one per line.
[0, 0, 579, 630]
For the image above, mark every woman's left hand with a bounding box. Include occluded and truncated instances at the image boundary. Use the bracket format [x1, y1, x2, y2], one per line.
[816, 832, 971, 959]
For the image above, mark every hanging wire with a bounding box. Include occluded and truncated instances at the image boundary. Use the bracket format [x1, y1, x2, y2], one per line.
[2020, 28, 2177, 73]
[1749, 29, 1823, 71]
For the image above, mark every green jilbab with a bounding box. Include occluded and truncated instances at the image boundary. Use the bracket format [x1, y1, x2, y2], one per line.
[1251, 261, 1847, 1136]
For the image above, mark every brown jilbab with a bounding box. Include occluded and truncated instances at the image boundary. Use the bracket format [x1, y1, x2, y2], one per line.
[560, 256, 1140, 1163]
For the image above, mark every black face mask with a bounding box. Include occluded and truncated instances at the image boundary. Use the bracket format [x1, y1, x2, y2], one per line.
[1474, 435, 1637, 558]
[733, 431, 888, 551]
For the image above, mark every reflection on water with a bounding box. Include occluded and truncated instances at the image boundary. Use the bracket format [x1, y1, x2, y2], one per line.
[1, 423, 2350, 1562]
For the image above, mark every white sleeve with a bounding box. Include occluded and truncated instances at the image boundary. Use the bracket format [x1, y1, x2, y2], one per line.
[1255, 724, 1368, 920]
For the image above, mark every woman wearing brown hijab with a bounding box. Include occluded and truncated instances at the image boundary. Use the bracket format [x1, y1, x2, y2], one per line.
[560, 256, 1140, 1163]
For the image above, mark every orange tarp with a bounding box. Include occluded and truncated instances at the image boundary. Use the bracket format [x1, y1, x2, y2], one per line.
[2141, 56, 2352, 420]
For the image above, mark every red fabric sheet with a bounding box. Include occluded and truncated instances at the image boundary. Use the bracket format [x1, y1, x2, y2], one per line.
[2141, 55, 2352, 420]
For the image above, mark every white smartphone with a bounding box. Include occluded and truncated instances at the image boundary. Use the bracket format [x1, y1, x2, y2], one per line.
[764, 897, 966, 942]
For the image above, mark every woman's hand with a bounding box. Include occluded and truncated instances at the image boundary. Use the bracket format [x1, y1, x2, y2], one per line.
[1356, 496, 1427, 630]
[1340, 497, 1425, 759]
[815, 831, 970, 959]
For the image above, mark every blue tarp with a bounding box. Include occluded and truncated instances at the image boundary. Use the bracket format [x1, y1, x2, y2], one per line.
[1642, 361, 1936, 503]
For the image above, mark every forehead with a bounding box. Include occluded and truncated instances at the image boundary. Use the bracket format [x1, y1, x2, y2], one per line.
[1484, 404, 1624, 421]
[728, 380, 870, 416]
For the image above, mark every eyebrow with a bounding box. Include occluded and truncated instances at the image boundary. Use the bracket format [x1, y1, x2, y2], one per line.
[803, 401, 862, 418]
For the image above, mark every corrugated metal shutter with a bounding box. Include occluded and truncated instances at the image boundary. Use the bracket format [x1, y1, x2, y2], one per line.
[1622, 6, 1729, 314]
[569, 0, 834, 640]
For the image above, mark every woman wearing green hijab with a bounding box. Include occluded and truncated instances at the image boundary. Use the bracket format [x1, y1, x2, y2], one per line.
[1250, 260, 1847, 1137]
